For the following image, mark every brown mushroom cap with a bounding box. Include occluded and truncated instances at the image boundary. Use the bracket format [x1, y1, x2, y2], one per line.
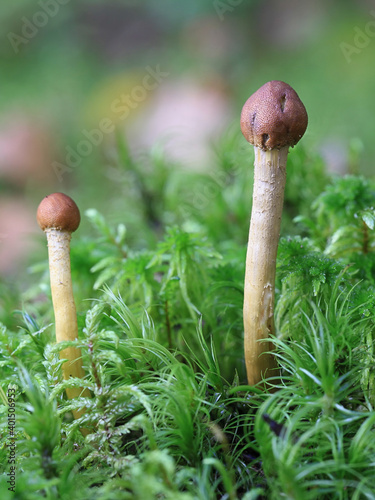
[37, 192, 80, 233]
[240, 80, 308, 150]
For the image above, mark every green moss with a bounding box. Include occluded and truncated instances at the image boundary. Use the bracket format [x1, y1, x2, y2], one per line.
[2, 136, 375, 499]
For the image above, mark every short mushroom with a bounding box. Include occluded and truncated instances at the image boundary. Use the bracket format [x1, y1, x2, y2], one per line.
[37, 192, 90, 419]
[240, 81, 308, 386]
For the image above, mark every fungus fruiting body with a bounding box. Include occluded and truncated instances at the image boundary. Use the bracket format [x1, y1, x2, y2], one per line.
[37, 193, 90, 419]
[241, 81, 308, 386]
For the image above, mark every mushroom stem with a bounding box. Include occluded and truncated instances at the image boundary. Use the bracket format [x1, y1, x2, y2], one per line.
[45, 228, 88, 406]
[244, 147, 288, 385]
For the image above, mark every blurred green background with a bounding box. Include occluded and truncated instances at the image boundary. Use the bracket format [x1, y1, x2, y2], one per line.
[0, 0, 374, 281]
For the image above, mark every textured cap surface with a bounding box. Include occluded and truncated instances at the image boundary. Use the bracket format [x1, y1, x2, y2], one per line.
[37, 193, 80, 232]
[240, 80, 308, 150]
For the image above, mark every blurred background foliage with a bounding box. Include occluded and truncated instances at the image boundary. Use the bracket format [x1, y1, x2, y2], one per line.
[0, 0, 375, 300]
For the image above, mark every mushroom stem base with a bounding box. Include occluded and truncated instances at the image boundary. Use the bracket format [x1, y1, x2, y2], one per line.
[46, 229, 90, 420]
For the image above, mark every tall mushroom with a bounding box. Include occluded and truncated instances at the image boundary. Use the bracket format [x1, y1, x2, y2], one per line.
[37, 192, 90, 419]
[240, 81, 308, 386]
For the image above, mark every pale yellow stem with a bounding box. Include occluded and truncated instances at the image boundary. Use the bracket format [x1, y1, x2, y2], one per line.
[46, 228, 90, 420]
[244, 146, 289, 386]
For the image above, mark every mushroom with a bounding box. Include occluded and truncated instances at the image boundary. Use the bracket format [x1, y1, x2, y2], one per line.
[240, 81, 308, 386]
[37, 192, 90, 418]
